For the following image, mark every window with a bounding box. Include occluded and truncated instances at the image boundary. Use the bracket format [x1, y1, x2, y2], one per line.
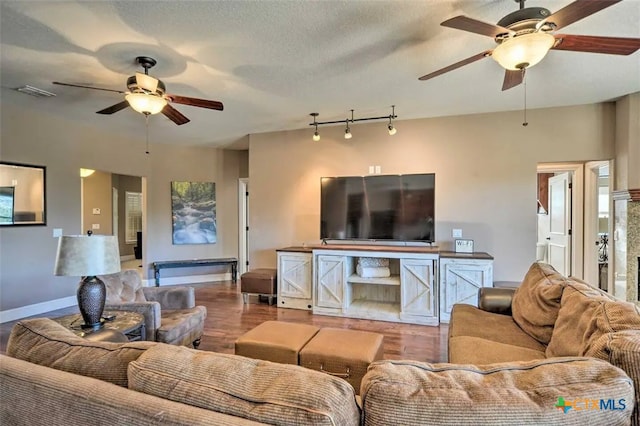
[125, 191, 142, 244]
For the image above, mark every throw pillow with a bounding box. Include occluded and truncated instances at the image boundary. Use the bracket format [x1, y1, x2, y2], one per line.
[546, 281, 611, 357]
[511, 262, 569, 345]
[128, 344, 360, 426]
[6, 318, 155, 387]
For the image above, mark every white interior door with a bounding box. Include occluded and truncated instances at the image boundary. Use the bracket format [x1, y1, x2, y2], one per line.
[548, 172, 571, 276]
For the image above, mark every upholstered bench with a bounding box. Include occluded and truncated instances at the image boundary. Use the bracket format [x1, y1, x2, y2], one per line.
[234, 320, 319, 364]
[299, 328, 384, 394]
[240, 268, 277, 305]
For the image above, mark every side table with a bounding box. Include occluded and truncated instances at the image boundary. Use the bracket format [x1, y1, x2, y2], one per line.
[54, 310, 146, 342]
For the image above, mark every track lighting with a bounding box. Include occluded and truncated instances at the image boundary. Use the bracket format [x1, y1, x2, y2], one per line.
[387, 105, 397, 135]
[309, 106, 398, 140]
[344, 123, 352, 140]
[310, 113, 321, 141]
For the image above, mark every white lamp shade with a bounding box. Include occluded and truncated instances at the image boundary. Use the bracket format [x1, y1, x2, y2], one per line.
[125, 93, 167, 115]
[491, 32, 555, 71]
[54, 235, 121, 277]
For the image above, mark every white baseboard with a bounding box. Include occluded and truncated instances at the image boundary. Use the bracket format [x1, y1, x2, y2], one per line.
[151, 272, 231, 287]
[0, 296, 77, 324]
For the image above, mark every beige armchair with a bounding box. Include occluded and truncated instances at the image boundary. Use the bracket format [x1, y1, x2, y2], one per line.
[99, 270, 206, 348]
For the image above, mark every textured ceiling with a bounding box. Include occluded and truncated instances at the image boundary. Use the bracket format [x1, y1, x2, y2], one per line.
[1, 0, 639, 149]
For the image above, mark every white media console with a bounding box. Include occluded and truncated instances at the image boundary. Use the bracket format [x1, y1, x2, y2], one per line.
[276, 244, 493, 326]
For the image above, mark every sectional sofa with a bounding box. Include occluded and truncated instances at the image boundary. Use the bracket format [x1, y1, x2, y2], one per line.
[1, 262, 638, 425]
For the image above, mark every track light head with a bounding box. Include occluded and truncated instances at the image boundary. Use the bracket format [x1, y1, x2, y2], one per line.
[388, 124, 397, 136]
[313, 130, 320, 141]
[344, 128, 352, 140]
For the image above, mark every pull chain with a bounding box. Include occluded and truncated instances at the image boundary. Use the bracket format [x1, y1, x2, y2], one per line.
[145, 113, 150, 154]
[522, 71, 528, 127]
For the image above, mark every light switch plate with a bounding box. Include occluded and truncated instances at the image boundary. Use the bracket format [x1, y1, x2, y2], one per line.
[92, 223, 100, 230]
[92, 208, 101, 215]
[52, 228, 63, 238]
[452, 228, 463, 238]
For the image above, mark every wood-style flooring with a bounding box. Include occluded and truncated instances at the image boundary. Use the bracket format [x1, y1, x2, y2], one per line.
[1, 281, 449, 362]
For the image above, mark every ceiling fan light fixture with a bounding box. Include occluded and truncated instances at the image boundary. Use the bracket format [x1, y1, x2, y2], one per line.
[492, 32, 555, 71]
[125, 93, 167, 115]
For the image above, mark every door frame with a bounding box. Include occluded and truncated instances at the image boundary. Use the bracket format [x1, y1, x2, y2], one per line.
[238, 178, 249, 275]
[584, 160, 613, 293]
[537, 163, 584, 279]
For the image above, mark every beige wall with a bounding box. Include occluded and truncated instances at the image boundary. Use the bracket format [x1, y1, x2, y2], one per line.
[615, 92, 640, 191]
[81, 170, 112, 236]
[0, 102, 240, 312]
[248, 103, 615, 281]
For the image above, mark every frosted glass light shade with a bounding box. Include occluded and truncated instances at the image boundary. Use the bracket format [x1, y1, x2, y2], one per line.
[54, 235, 121, 277]
[492, 32, 555, 70]
[125, 93, 167, 115]
[313, 131, 320, 141]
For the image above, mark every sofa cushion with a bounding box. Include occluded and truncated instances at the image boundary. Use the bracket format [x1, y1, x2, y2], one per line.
[101, 269, 146, 304]
[449, 336, 546, 364]
[128, 344, 360, 426]
[360, 358, 634, 426]
[582, 299, 640, 356]
[449, 304, 546, 353]
[6, 318, 155, 387]
[546, 281, 612, 358]
[512, 262, 569, 345]
[585, 329, 640, 426]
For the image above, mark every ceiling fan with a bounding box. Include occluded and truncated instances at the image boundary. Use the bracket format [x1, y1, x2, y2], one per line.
[419, 0, 640, 91]
[53, 56, 223, 125]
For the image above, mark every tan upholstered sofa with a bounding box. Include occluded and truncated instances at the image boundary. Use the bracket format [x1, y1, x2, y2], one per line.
[361, 262, 640, 426]
[1, 263, 638, 425]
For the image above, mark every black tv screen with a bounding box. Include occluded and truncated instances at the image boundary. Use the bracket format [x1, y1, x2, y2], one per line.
[320, 173, 435, 242]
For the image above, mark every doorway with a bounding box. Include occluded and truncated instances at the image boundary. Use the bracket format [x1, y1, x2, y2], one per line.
[238, 178, 249, 275]
[536, 163, 585, 278]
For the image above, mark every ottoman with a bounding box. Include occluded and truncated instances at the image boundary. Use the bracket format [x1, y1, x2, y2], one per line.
[235, 320, 319, 364]
[241, 268, 277, 305]
[299, 328, 384, 394]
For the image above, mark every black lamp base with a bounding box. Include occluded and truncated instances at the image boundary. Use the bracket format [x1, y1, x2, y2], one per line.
[77, 276, 106, 330]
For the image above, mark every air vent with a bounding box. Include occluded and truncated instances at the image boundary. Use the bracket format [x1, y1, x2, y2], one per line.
[15, 85, 56, 98]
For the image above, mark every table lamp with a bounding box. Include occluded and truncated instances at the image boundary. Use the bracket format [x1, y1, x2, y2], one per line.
[54, 234, 121, 329]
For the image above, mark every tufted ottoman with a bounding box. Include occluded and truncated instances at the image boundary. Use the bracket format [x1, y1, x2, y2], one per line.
[299, 328, 384, 394]
[240, 268, 277, 305]
[234, 320, 319, 364]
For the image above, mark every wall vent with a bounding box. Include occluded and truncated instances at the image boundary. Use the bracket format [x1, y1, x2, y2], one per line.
[15, 85, 56, 98]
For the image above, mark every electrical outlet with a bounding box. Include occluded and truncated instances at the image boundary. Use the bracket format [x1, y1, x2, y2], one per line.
[452, 228, 463, 238]
[52, 228, 63, 238]
[368, 165, 375, 174]
[92, 224, 100, 230]
[375, 165, 381, 174]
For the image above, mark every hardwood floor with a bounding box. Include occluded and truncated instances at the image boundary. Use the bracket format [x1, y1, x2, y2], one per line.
[1, 281, 449, 362]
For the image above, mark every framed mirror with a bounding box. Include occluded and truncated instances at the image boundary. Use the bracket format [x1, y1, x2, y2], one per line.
[0, 161, 46, 226]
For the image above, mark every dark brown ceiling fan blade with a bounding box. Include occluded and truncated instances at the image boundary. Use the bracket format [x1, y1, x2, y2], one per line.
[541, 0, 621, 31]
[441, 16, 514, 38]
[552, 34, 640, 55]
[419, 50, 492, 81]
[162, 104, 190, 125]
[502, 69, 525, 91]
[96, 101, 130, 115]
[167, 94, 224, 111]
[53, 81, 125, 94]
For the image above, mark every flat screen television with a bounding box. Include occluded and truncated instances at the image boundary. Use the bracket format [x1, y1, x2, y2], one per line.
[320, 173, 435, 243]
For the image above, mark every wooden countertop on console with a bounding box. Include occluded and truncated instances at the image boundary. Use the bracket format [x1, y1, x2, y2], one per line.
[277, 246, 492, 259]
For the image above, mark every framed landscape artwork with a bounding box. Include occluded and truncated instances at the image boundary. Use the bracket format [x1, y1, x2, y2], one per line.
[171, 181, 217, 245]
